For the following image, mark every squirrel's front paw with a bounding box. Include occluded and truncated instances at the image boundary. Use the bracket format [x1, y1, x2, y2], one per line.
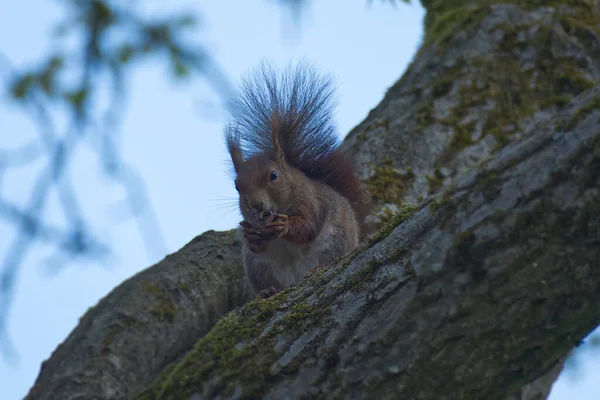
[240, 221, 266, 253]
[261, 214, 289, 239]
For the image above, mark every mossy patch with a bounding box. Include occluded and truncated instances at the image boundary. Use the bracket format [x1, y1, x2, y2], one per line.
[353, 118, 391, 145]
[367, 205, 418, 247]
[178, 282, 191, 292]
[422, 0, 599, 49]
[375, 205, 398, 222]
[428, 196, 457, 213]
[100, 314, 149, 353]
[428, 178, 459, 212]
[132, 283, 337, 400]
[448, 120, 477, 152]
[141, 280, 178, 323]
[455, 55, 591, 151]
[372, 118, 391, 130]
[422, 0, 488, 49]
[244, 292, 287, 320]
[426, 168, 445, 194]
[341, 246, 412, 292]
[134, 294, 291, 400]
[364, 165, 415, 215]
[282, 302, 321, 329]
[354, 131, 367, 144]
[416, 0, 597, 160]
[101, 324, 122, 350]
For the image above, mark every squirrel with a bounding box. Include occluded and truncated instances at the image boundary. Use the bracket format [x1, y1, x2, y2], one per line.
[224, 61, 371, 298]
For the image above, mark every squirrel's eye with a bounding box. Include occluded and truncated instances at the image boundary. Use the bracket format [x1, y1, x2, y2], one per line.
[270, 170, 278, 182]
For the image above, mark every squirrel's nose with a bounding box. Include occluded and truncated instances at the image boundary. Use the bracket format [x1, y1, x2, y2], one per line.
[249, 200, 264, 212]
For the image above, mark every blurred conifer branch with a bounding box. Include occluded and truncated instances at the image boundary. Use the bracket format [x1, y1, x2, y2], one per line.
[0, 0, 241, 360]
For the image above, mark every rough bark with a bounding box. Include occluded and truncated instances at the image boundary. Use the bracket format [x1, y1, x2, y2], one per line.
[132, 86, 600, 400]
[345, 0, 600, 223]
[25, 1, 600, 399]
[25, 230, 253, 399]
[340, 2, 600, 396]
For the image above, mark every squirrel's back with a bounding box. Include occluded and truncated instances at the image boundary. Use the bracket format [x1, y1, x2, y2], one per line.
[225, 61, 371, 237]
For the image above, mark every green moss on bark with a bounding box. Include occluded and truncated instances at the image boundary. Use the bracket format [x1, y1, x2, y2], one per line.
[428, 196, 457, 213]
[133, 293, 289, 399]
[424, 2, 487, 48]
[141, 281, 178, 323]
[100, 314, 149, 353]
[282, 303, 321, 329]
[422, 0, 599, 48]
[415, 0, 597, 158]
[364, 165, 415, 220]
[426, 168, 445, 194]
[366, 205, 418, 246]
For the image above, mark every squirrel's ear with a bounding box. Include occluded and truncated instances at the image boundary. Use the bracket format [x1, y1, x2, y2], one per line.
[225, 127, 243, 173]
[229, 146, 243, 173]
[271, 111, 284, 163]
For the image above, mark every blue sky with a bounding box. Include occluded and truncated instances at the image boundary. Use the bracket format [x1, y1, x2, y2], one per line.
[0, 1, 598, 399]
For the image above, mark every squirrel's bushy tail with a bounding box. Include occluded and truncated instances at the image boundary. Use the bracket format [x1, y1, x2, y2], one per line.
[225, 61, 372, 237]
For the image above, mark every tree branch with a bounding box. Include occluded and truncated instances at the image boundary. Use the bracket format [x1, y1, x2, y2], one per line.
[25, 230, 253, 400]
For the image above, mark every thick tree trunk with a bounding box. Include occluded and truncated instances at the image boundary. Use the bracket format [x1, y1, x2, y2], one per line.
[130, 86, 600, 400]
[25, 1, 599, 399]
[340, 2, 599, 397]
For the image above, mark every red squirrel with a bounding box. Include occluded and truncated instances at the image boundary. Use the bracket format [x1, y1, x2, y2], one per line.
[224, 62, 371, 298]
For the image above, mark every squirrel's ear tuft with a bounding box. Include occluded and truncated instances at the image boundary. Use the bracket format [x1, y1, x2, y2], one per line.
[229, 146, 243, 174]
[225, 125, 243, 174]
[271, 110, 284, 163]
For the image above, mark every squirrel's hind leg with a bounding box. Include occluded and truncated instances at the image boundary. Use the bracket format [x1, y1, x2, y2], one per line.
[243, 250, 283, 296]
